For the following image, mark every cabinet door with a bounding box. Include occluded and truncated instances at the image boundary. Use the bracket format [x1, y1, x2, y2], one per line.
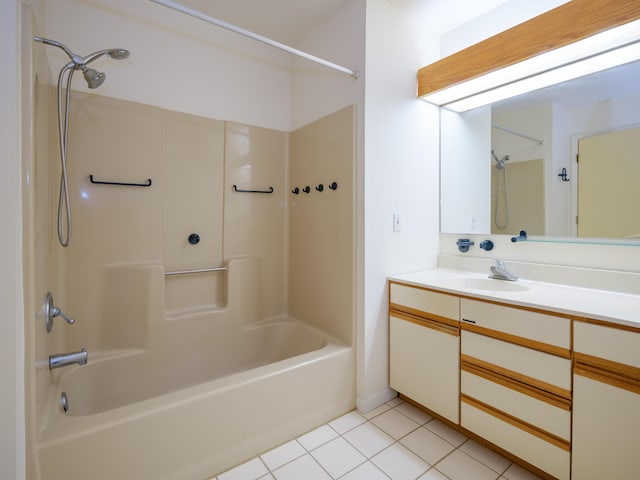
[389, 315, 459, 423]
[572, 374, 640, 479]
[573, 320, 640, 479]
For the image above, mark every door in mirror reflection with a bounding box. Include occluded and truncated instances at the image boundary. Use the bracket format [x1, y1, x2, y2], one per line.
[577, 125, 640, 238]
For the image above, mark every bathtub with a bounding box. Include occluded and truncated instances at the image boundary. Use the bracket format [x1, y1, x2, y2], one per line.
[37, 317, 354, 480]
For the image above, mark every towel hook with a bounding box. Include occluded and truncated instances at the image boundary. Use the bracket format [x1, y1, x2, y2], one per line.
[558, 167, 570, 182]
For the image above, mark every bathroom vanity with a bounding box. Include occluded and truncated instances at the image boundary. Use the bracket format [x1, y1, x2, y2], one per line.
[388, 269, 640, 480]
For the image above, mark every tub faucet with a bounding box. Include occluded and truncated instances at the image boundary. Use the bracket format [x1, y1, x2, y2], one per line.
[489, 258, 518, 282]
[49, 348, 88, 370]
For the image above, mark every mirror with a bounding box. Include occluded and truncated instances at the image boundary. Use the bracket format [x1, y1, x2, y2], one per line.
[440, 60, 640, 241]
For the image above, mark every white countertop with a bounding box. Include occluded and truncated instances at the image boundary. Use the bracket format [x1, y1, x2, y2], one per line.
[389, 268, 640, 329]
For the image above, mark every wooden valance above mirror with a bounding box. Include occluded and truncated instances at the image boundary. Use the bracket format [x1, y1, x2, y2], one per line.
[417, 0, 640, 100]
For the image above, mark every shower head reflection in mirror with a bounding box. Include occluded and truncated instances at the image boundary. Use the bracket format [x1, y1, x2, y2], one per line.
[492, 150, 509, 229]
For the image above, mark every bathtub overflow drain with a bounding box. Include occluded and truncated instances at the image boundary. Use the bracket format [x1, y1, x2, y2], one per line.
[60, 391, 69, 413]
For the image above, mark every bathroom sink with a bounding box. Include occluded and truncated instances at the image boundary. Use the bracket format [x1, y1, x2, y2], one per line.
[449, 277, 529, 292]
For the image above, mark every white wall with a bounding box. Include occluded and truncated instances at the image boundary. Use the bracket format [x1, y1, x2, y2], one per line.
[1, 1, 26, 479]
[441, 0, 569, 56]
[568, 93, 640, 135]
[441, 106, 491, 234]
[357, 0, 440, 411]
[43, 0, 293, 131]
[351, 0, 557, 414]
[291, 0, 365, 130]
[549, 102, 571, 236]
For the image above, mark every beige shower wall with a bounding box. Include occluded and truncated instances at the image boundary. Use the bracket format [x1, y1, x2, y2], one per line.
[289, 106, 356, 345]
[162, 111, 225, 315]
[54, 92, 286, 351]
[38, 90, 354, 365]
[224, 123, 287, 319]
[61, 93, 163, 351]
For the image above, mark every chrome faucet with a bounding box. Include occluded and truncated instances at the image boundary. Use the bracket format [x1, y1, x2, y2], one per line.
[489, 258, 518, 282]
[49, 348, 88, 370]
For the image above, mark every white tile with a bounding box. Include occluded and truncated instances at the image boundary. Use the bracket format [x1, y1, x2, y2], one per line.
[418, 469, 450, 480]
[218, 457, 268, 480]
[329, 410, 366, 434]
[340, 461, 391, 480]
[257, 476, 274, 480]
[436, 450, 500, 480]
[395, 402, 433, 425]
[272, 454, 330, 480]
[260, 440, 306, 470]
[460, 440, 511, 474]
[386, 397, 403, 407]
[502, 463, 544, 480]
[344, 422, 394, 458]
[399, 427, 456, 465]
[298, 424, 339, 451]
[358, 403, 391, 420]
[370, 409, 419, 440]
[311, 437, 366, 478]
[372, 443, 430, 480]
[424, 420, 467, 446]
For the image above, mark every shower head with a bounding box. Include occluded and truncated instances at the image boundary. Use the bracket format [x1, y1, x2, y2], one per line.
[491, 150, 509, 169]
[107, 49, 130, 60]
[34, 36, 130, 248]
[82, 67, 106, 89]
[33, 36, 130, 89]
[83, 48, 130, 64]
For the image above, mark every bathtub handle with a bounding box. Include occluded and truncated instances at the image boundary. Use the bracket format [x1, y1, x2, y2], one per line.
[44, 292, 75, 333]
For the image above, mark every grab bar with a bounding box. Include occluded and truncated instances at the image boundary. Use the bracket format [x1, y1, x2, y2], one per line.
[232, 185, 274, 194]
[164, 267, 227, 276]
[89, 175, 152, 187]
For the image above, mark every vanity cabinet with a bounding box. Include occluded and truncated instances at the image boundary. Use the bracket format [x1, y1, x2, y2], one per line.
[572, 320, 640, 480]
[459, 299, 572, 480]
[389, 282, 460, 423]
[388, 270, 640, 480]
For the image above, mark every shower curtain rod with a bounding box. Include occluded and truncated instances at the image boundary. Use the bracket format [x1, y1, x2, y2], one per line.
[491, 124, 544, 145]
[149, 0, 360, 79]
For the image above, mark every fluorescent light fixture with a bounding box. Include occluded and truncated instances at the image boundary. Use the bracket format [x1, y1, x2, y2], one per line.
[421, 18, 640, 112]
[446, 40, 640, 112]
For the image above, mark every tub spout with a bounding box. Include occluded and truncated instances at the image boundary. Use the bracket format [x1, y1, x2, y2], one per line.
[49, 348, 88, 370]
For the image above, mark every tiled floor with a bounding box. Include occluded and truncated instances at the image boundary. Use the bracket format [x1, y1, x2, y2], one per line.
[211, 397, 544, 480]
